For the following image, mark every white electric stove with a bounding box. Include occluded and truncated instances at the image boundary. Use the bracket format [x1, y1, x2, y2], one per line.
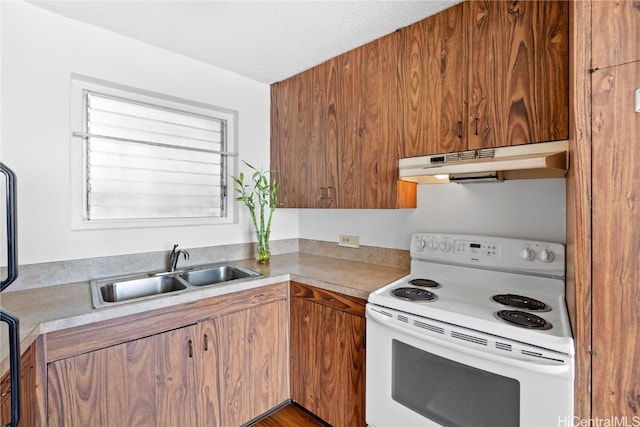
[366, 233, 575, 427]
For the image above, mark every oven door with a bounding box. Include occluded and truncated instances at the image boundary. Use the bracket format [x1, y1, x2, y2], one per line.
[366, 304, 574, 427]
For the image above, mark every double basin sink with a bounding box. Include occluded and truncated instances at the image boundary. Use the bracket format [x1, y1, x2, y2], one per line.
[90, 264, 261, 309]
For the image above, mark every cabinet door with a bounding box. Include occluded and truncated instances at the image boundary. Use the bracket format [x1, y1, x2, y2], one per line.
[271, 64, 336, 208]
[337, 33, 400, 209]
[47, 326, 197, 427]
[155, 326, 198, 427]
[467, 1, 568, 149]
[290, 284, 366, 426]
[591, 60, 640, 420]
[215, 299, 288, 426]
[194, 320, 221, 426]
[0, 343, 35, 427]
[271, 72, 313, 208]
[399, 3, 466, 157]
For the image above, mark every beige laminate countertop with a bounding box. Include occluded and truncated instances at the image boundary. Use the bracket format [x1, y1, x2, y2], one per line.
[0, 252, 409, 375]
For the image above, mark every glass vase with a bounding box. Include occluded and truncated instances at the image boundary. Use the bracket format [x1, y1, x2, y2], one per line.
[255, 231, 271, 264]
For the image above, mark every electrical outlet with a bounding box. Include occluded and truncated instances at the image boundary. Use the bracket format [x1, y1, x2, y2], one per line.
[339, 235, 360, 248]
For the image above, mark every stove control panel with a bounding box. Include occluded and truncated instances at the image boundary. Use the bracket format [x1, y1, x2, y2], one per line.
[454, 239, 498, 258]
[411, 233, 565, 277]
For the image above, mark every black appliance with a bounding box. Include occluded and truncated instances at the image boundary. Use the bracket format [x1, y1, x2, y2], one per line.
[1, 162, 20, 427]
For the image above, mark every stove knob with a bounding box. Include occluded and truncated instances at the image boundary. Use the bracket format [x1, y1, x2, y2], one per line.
[538, 248, 555, 263]
[415, 237, 426, 250]
[439, 241, 452, 252]
[520, 247, 536, 261]
[427, 240, 438, 251]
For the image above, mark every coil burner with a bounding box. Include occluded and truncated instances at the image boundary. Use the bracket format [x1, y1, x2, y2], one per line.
[408, 278, 442, 288]
[492, 294, 551, 312]
[495, 310, 552, 330]
[391, 287, 438, 302]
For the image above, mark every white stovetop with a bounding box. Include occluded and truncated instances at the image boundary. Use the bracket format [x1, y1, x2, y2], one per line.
[368, 262, 574, 355]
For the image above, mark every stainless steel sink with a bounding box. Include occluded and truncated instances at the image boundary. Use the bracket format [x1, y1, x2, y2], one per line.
[179, 265, 260, 286]
[90, 264, 262, 308]
[99, 276, 187, 303]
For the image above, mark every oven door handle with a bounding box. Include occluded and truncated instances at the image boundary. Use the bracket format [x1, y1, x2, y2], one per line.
[367, 306, 572, 376]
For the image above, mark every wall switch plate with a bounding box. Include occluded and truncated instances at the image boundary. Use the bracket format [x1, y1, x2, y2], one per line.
[339, 235, 360, 248]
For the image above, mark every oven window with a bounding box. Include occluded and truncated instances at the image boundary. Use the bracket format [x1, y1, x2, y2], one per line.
[392, 340, 519, 427]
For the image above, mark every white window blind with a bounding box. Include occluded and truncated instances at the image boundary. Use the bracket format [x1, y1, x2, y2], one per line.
[82, 91, 227, 221]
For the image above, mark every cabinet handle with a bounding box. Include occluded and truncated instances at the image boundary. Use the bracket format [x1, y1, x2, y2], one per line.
[457, 121, 462, 138]
[327, 187, 334, 199]
[475, 117, 479, 135]
[203, 334, 208, 352]
[188, 339, 193, 358]
[319, 187, 325, 199]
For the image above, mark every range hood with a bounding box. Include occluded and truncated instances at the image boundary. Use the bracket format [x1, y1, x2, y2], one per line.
[398, 140, 568, 184]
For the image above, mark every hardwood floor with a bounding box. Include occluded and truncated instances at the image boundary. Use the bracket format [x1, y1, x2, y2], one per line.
[249, 402, 330, 427]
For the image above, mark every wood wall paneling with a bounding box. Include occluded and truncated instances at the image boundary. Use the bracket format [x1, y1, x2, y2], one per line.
[570, 0, 640, 421]
[591, 1, 640, 69]
[567, 0, 593, 421]
[591, 60, 640, 420]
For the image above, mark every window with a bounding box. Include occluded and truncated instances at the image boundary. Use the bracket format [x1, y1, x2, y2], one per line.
[70, 75, 236, 229]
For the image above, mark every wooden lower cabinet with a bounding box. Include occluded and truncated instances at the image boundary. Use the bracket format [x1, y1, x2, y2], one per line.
[45, 286, 288, 427]
[9, 281, 374, 426]
[47, 324, 209, 427]
[215, 299, 289, 426]
[290, 282, 366, 427]
[0, 343, 36, 426]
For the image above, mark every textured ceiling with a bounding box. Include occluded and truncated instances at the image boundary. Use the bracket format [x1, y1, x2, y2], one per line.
[29, 0, 460, 84]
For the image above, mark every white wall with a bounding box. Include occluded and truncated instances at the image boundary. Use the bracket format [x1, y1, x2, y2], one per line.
[0, 1, 298, 265]
[299, 179, 566, 249]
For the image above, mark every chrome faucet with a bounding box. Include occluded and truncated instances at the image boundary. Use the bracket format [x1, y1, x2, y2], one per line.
[169, 244, 190, 272]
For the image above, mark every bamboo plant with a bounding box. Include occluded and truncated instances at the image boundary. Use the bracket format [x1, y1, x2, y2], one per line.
[232, 161, 279, 264]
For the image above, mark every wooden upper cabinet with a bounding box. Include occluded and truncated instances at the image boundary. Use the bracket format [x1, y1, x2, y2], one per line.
[399, 0, 569, 155]
[467, 0, 569, 149]
[271, 32, 415, 209]
[591, 0, 640, 69]
[399, 3, 466, 158]
[337, 32, 401, 208]
[270, 62, 337, 208]
[270, 72, 312, 208]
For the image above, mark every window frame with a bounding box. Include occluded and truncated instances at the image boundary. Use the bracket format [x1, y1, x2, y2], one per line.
[70, 74, 237, 230]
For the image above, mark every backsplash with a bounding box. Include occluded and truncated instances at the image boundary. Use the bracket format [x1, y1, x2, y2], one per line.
[299, 239, 409, 269]
[1, 238, 408, 292]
